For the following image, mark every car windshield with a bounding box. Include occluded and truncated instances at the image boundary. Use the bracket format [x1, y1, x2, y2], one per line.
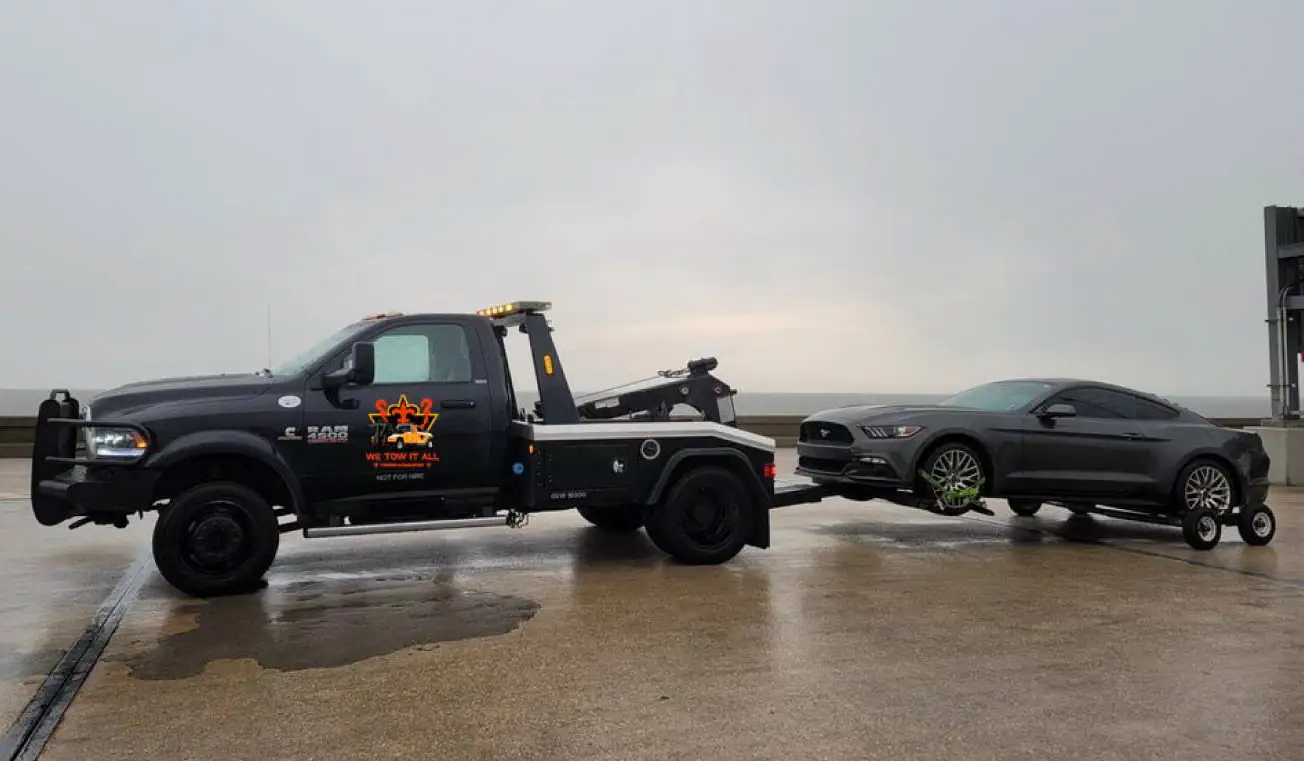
[270, 321, 371, 377]
[937, 380, 1055, 412]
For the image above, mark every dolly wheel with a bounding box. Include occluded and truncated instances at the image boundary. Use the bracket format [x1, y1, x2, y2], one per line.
[1237, 504, 1276, 546]
[646, 465, 752, 565]
[1008, 499, 1041, 517]
[1181, 507, 1221, 551]
[153, 481, 281, 598]
[577, 506, 644, 532]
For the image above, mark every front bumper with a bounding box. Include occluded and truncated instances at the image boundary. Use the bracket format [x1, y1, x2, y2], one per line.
[30, 390, 156, 526]
[793, 419, 920, 488]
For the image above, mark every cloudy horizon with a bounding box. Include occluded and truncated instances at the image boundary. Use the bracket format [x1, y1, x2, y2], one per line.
[2, 1, 1302, 398]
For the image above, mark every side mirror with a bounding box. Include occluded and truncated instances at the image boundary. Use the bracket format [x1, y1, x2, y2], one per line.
[1039, 403, 1076, 418]
[322, 342, 375, 388]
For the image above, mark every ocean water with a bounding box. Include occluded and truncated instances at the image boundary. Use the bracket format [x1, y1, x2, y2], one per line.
[0, 387, 1273, 419]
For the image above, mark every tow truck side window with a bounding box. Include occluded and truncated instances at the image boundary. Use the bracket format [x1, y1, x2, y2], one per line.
[342, 323, 474, 385]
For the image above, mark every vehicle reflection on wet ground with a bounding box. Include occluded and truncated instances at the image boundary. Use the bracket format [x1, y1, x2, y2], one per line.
[4, 452, 1304, 760]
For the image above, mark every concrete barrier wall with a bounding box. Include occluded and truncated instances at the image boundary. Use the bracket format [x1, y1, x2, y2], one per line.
[0, 414, 1265, 459]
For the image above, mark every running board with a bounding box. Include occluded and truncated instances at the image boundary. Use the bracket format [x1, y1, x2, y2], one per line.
[303, 515, 509, 538]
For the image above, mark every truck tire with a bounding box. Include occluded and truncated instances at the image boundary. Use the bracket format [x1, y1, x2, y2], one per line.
[645, 465, 753, 565]
[152, 480, 281, 598]
[577, 505, 644, 532]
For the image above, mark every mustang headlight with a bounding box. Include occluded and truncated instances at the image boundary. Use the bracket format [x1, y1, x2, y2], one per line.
[90, 427, 149, 459]
[860, 425, 922, 439]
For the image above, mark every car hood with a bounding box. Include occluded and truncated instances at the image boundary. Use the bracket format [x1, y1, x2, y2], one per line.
[87, 373, 275, 418]
[804, 403, 968, 424]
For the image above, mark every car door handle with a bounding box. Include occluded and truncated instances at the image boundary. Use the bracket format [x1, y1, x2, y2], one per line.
[1123, 432, 1144, 439]
[443, 399, 476, 409]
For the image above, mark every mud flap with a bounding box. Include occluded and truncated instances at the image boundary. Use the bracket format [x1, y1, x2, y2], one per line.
[30, 392, 80, 526]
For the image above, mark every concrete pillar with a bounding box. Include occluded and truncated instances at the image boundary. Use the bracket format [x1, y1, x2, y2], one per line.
[1246, 425, 1304, 485]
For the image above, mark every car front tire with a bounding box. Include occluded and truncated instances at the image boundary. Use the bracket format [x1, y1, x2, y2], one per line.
[917, 441, 988, 516]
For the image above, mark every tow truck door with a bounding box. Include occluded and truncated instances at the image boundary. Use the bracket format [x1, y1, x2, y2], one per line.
[301, 317, 497, 506]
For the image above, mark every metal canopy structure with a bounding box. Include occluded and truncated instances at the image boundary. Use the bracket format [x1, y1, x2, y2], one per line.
[1264, 205, 1304, 420]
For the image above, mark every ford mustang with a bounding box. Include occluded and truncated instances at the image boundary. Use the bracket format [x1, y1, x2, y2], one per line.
[794, 378, 1275, 550]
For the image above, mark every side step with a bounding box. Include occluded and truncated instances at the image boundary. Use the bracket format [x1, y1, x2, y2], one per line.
[303, 515, 509, 539]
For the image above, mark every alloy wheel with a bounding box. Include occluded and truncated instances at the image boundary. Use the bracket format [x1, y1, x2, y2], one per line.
[929, 448, 983, 510]
[1183, 465, 1232, 513]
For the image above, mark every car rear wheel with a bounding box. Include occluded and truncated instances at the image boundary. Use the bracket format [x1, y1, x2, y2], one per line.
[1175, 459, 1234, 515]
[918, 442, 988, 516]
[1008, 499, 1041, 517]
[152, 481, 280, 598]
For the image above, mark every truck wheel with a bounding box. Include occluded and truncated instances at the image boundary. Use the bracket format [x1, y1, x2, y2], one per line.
[152, 481, 280, 598]
[577, 506, 644, 532]
[1008, 499, 1041, 517]
[1237, 504, 1276, 546]
[646, 465, 752, 565]
[1180, 507, 1221, 551]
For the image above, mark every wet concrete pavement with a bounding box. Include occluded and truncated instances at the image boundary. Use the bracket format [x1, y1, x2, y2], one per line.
[4, 451, 1304, 760]
[0, 485, 149, 730]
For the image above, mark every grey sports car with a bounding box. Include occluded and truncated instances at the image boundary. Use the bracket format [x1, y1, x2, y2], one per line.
[794, 378, 1275, 550]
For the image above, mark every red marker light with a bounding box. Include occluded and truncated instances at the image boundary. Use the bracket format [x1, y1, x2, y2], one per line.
[762, 462, 776, 479]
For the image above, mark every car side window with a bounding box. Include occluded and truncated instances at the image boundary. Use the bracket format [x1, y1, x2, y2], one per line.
[368, 323, 474, 384]
[1133, 396, 1180, 420]
[1046, 388, 1135, 419]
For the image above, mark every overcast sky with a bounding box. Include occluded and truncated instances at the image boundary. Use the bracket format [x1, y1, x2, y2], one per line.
[2, 0, 1302, 397]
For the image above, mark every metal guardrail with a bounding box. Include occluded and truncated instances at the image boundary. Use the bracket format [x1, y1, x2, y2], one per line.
[0, 414, 1268, 458]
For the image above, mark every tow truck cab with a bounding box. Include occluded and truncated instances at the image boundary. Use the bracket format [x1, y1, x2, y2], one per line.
[30, 300, 824, 598]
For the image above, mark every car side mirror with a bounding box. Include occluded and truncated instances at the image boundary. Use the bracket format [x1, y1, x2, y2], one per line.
[323, 342, 375, 388]
[1039, 403, 1076, 418]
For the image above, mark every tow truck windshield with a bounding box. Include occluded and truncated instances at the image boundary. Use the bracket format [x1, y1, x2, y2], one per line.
[271, 321, 372, 377]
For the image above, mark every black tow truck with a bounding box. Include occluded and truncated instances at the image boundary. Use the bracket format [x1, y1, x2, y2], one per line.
[30, 301, 827, 597]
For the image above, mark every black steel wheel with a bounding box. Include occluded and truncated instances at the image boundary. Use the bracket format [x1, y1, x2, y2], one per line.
[1008, 499, 1041, 517]
[152, 481, 280, 598]
[646, 465, 752, 565]
[1237, 504, 1276, 546]
[1181, 507, 1221, 551]
[577, 505, 645, 532]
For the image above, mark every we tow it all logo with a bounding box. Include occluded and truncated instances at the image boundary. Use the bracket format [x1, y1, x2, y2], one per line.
[366, 394, 439, 469]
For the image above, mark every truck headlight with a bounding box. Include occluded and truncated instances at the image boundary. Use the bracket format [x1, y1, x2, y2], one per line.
[90, 428, 149, 459]
[860, 425, 922, 439]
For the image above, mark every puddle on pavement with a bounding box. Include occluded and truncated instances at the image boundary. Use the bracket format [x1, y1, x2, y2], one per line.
[112, 575, 540, 680]
[810, 519, 1030, 546]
